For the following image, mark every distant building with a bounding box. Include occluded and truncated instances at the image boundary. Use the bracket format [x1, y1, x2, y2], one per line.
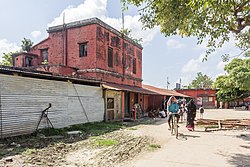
[176, 89, 217, 108]
[175, 83, 181, 89]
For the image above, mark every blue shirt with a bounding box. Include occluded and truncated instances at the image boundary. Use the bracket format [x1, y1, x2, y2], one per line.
[168, 102, 179, 113]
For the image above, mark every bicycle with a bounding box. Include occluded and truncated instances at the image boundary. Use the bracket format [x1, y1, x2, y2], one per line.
[169, 113, 179, 139]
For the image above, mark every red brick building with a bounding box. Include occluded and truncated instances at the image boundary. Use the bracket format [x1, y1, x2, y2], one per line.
[12, 17, 188, 121]
[176, 89, 217, 108]
[13, 18, 142, 87]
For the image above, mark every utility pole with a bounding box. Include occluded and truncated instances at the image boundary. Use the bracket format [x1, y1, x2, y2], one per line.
[179, 78, 182, 89]
[121, 12, 125, 80]
[167, 77, 170, 89]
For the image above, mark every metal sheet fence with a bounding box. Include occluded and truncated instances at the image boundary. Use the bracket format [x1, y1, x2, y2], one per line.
[0, 74, 104, 139]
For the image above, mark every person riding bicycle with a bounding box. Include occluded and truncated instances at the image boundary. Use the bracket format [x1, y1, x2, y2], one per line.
[167, 96, 180, 130]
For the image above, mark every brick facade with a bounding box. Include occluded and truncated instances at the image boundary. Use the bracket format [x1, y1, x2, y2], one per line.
[176, 89, 217, 108]
[13, 18, 143, 87]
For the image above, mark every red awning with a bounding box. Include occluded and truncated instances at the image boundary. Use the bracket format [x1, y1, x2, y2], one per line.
[102, 83, 158, 95]
[142, 84, 191, 98]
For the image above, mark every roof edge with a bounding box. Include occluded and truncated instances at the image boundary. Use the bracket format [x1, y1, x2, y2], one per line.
[47, 17, 143, 49]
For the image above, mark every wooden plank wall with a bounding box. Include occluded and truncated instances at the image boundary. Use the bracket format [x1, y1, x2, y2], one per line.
[0, 74, 104, 138]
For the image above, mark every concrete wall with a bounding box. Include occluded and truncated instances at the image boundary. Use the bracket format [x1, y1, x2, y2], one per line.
[0, 73, 104, 138]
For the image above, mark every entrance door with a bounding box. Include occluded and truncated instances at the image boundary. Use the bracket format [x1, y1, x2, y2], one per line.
[134, 93, 138, 104]
[124, 92, 130, 117]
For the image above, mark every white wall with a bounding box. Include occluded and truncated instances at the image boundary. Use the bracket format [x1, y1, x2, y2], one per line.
[0, 74, 104, 138]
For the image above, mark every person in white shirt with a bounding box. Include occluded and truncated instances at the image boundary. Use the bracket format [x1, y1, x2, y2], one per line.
[158, 108, 166, 118]
[199, 105, 204, 119]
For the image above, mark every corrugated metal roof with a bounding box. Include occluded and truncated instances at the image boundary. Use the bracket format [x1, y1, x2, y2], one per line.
[102, 83, 158, 95]
[0, 65, 101, 86]
[142, 84, 191, 98]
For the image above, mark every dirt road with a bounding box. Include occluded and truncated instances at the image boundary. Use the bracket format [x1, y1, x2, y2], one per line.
[1, 109, 249, 167]
[121, 109, 250, 167]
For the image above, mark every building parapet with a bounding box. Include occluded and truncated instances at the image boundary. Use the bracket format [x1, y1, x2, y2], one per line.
[47, 17, 143, 49]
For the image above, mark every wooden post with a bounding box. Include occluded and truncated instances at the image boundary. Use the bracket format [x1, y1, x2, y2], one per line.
[218, 120, 222, 129]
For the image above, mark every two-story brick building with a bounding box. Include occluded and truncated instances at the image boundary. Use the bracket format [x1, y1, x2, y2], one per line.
[12, 18, 160, 121]
[13, 18, 142, 87]
[12, 17, 189, 121]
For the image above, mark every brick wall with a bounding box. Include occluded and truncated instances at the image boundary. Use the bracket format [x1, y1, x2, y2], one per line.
[30, 38, 50, 65]
[176, 89, 217, 108]
[29, 21, 143, 87]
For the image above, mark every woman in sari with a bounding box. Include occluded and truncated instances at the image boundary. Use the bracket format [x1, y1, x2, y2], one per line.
[186, 99, 197, 131]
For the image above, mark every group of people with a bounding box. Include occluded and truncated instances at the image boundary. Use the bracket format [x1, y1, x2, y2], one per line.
[148, 96, 205, 132]
[162, 96, 205, 132]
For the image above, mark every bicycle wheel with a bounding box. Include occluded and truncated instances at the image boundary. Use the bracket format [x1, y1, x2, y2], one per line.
[174, 117, 178, 139]
[171, 116, 174, 135]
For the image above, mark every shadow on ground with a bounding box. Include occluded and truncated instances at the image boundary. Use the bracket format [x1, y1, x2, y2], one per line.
[177, 133, 200, 141]
[236, 133, 250, 141]
[228, 154, 250, 167]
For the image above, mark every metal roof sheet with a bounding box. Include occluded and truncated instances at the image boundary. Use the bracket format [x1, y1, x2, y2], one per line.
[102, 83, 158, 95]
[142, 84, 191, 98]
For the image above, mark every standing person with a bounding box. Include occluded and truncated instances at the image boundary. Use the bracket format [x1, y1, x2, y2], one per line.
[186, 99, 197, 131]
[179, 102, 185, 122]
[199, 105, 205, 119]
[167, 96, 180, 130]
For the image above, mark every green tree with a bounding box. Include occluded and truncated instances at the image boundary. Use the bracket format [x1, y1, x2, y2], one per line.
[188, 72, 213, 88]
[224, 58, 250, 90]
[21, 38, 33, 52]
[120, 28, 143, 44]
[214, 58, 250, 102]
[0, 52, 13, 66]
[0, 38, 33, 66]
[121, 0, 250, 60]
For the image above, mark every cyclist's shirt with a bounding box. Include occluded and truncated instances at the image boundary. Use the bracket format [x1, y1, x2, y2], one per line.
[168, 102, 179, 113]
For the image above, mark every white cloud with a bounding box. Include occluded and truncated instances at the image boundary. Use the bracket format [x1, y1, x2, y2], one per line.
[217, 61, 228, 71]
[178, 75, 193, 87]
[166, 39, 185, 49]
[0, 39, 20, 61]
[214, 72, 227, 79]
[31, 30, 42, 39]
[182, 58, 200, 73]
[181, 53, 205, 73]
[48, 0, 108, 27]
[48, 0, 158, 46]
[193, 33, 241, 55]
[104, 15, 159, 46]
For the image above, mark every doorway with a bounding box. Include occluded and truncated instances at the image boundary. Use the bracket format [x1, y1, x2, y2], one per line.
[124, 92, 130, 117]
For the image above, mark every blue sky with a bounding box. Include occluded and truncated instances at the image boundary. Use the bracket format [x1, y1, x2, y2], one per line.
[0, 0, 240, 89]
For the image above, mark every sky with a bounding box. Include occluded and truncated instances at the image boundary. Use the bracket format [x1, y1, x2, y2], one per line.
[0, 0, 240, 89]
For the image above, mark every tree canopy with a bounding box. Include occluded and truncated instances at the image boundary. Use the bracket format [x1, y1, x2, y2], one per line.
[120, 28, 143, 44]
[121, 0, 250, 60]
[0, 52, 14, 66]
[21, 38, 33, 52]
[186, 72, 213, 88]
[214, 58, 250, 102]
[0, 38, 33, 66]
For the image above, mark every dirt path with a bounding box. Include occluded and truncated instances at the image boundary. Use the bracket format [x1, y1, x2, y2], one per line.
[120, 109, 250, 167]
[1, 109, 249, 167]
